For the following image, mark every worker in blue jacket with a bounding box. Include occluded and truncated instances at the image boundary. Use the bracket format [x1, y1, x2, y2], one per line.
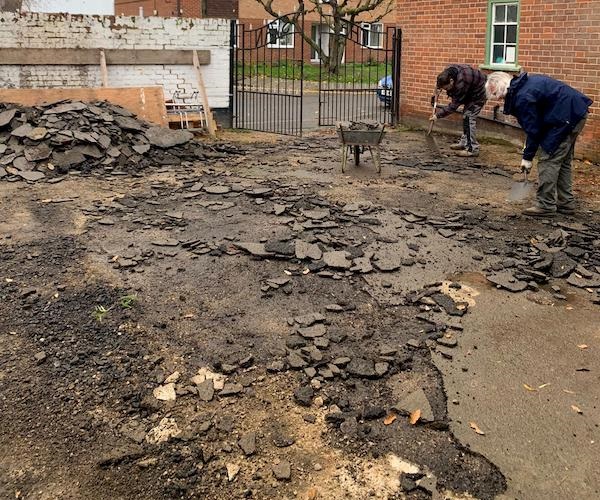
[485, 72, 592, 216]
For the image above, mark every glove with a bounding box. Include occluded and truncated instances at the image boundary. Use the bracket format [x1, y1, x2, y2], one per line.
[429, 114, 438, 122]
[520, 159, 532, 173]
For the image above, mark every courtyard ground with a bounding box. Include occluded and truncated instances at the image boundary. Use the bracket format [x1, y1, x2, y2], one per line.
[1, 128, 599, 500]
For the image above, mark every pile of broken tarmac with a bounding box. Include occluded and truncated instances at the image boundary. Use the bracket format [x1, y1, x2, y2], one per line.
[0, 100, 241, 182]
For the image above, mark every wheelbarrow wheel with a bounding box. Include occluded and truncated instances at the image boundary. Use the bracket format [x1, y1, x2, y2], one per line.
[353, 146, 360, 166]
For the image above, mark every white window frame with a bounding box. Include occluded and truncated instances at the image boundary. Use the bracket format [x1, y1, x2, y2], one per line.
[267, 19, 294, 49]
[489, 2, 518, 66]
[361, 22, 383, 49]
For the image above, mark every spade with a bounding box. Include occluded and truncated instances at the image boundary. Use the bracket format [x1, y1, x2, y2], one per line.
[508, 170, 534, 202]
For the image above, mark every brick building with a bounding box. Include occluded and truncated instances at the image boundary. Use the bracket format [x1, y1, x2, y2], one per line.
[396, 0, 600, 161]
[114, 0, 238, 18]
[237, 0, 397, 64]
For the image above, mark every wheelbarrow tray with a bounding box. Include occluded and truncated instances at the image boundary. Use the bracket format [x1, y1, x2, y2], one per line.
[337, 127, 386, 146]
[337, 125, 386, 173]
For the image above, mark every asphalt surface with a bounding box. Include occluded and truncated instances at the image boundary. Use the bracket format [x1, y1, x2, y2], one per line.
[433, 277, 600, 500]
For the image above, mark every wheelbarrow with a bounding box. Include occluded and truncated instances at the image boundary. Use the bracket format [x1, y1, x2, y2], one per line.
[337, 123, 386, 174]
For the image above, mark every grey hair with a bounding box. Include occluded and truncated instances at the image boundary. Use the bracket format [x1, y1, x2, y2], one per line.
[485, 72, 512, 100]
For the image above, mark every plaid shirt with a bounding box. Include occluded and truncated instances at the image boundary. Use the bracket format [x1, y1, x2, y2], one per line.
[436, 64, 487, 119]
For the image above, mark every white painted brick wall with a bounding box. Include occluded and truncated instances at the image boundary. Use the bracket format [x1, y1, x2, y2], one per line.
[0, 12, 231, 108]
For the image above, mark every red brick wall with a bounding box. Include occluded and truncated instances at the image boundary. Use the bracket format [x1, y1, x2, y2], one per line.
[115, 0, 237, 18]
[396, 0, 600, 162]
[205, 0, 238, 18]
[116, 0, 182, 16]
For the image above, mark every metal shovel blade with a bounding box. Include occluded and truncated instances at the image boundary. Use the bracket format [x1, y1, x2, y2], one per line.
[508, 179, 534, 201]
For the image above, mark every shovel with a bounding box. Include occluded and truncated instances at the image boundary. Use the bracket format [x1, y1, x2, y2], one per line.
[425, 90, 441, 154]
[508, 169, 534, 201]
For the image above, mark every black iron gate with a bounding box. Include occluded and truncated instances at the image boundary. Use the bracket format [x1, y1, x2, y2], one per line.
[234, 13, 305, 136]
[233, 13, 401, 136]
[317, 17, 401, 126]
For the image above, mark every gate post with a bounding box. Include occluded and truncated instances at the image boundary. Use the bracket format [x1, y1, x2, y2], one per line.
[392, 28, 402, 125]
[228, 19, 236, 129]
[299, 11, 305, 137]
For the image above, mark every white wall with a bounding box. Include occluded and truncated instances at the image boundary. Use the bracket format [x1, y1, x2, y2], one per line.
[24, 0, 114, 15]
[0, 12, 231, 109]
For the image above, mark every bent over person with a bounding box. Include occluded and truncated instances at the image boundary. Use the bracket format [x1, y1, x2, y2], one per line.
[485, 72, 593, 216]
[430, 64, 487, 157]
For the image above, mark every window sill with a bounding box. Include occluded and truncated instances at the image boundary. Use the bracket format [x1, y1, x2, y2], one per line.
[479, 63, 521, 72]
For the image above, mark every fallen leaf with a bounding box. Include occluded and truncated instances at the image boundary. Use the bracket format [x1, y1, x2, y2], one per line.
[571, 405, 583, 414]
[469, 422, 485, 435]
[523, 384, 538, 392]
[182, 313, 195, 319]
[383, 413, 397, 425]
[302, 268, 310, 275]
[538, 383, 550, 389]
[577, 344, 588, 350]
[562, 389, 576, 394]
[409, 409, 421, 425]
[566, 306, 574, 311]
[283, 270, 292, 276]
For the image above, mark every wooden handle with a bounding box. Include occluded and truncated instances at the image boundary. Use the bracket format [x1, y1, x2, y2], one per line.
[427, 90, 439, 135]
[427, 118, 435, 135]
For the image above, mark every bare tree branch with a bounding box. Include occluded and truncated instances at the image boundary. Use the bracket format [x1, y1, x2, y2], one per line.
[252, 0, 394, 73]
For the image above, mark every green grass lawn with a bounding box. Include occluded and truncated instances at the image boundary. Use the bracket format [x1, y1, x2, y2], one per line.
[237, 61, 390, 84]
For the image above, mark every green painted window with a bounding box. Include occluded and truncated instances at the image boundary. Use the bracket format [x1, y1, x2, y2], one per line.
[484, 0, 520, 70]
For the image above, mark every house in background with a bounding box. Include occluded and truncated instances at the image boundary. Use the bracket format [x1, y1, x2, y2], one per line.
[114, 0, 237, 18]
[237, 0, 396, 64]
[396, 0, 599, 161]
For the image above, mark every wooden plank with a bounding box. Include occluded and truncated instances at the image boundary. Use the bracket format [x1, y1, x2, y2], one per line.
[0, 87, 168, 126]
[0, 48, 211, 66]
[193, 50, 216, 138]
[100, 50, 109, 87]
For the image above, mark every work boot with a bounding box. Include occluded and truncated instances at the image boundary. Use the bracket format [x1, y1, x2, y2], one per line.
[523, 206, 556, 217]
[557, 205, 575, 215]
[449, 143, 465, 150]
[456, 150, 479, 158]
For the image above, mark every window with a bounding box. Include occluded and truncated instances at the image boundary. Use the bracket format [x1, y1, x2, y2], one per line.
[485, 1, 520, 68]
[361, 23, 383, 49]
[267, 20, 294, 49]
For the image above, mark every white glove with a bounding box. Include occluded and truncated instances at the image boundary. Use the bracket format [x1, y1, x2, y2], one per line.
[429, 114, 438, 122]
[520, 159, 532, 173]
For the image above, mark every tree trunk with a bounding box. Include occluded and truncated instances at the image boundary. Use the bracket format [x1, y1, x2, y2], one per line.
[326, 20, 346, 75]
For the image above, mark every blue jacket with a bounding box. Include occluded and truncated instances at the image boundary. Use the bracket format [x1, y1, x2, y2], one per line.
[503, 73, 592, 160]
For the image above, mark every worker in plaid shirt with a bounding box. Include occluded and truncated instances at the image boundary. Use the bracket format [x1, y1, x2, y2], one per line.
[429, 64, 487, 157]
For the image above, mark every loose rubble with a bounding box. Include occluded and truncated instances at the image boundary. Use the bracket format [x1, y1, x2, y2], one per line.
[0, 100, 241, 182]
